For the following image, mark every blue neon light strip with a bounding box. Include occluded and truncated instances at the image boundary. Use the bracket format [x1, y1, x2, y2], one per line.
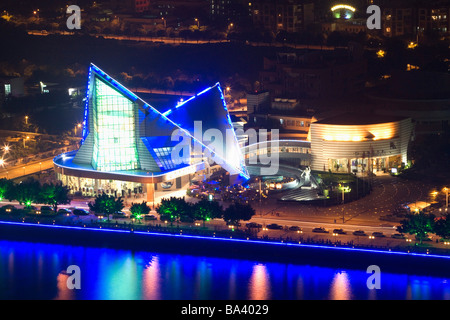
[0, 220, 449, 260]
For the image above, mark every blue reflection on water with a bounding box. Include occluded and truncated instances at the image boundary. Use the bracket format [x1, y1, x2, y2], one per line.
[0, 240, 448, 300]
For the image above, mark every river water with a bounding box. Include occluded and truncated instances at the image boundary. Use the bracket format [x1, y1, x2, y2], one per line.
[0, 240, 449, 300]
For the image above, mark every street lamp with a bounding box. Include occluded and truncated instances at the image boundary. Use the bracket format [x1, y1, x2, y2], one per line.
[444, 187, 449, 210]
[195, 18, 199, 28]
[25, 115, 28, 125]
[23, 136, 30, 148]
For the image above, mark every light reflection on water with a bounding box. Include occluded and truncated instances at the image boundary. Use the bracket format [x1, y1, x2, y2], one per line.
[0, 240, 449, 300]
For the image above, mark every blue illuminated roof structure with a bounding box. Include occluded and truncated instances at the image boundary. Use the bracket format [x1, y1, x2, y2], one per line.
[72, 64, 249, 180]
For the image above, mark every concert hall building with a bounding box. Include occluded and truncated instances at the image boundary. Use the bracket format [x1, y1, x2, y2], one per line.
[53, 64, 249, 203]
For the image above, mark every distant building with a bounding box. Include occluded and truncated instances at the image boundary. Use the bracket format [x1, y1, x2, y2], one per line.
[210, 0, 251, 23]
[378, 0, 450, 38]
[259, 48, 366, 99]
[0, 77, 25, 108]
[105, 0, 150, 13]
[246, 90, 270, 116]
[367, 70, 450, 136]
[310, 113, 414, 174]
[251, 0, 314, 33]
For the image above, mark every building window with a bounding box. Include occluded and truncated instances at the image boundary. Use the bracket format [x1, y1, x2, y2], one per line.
[4, 84, 11, 96]
[92, 77, 139, 172]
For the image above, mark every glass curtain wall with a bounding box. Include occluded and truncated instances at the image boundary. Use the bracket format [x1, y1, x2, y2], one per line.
[92, 77, 139, 171]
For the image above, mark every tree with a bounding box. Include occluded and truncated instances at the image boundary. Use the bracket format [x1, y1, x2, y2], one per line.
[156, 197, 193, 224]
[223, 203, 255, 227]
[434, 214, 450, 240]
[39, 182, 71, 213]
[88, 194, 124, 221]
[397, 212, 435, 244]
[193, 199, 223, 226]
[13, 178, 41, 207]
[0, 178, 14, 201]
[130, 201, 151, 223]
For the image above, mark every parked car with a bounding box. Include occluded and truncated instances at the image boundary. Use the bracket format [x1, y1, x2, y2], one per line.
[266, 223, 283, 230]
[57, 208, 71, 215]
[289, 226, 302, 232]
[40, 206, 55, 215]
[391, 233, 406, 239]
[246, 222, 262, 229]
[24, 206, 38, 215]
[312, 227, 329, 233]
[333, 228, 347, 235]
[1, 204, 16, 214]
[72, 208, 89, 216]
[353, 230, 367, 236]
[112, 211, 127, 219]
[144, 214, 157, 221]
[372, 232, 385, 238]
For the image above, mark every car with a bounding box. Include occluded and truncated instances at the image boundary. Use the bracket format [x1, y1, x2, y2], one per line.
[72, 208, 89, 216]
[246, 222, 262, 229]
[372, 232, 385, 238]
[312, 227, 329, 233]
[40, 206, 55, 215]
[1, 204, 16, 214]
[144, 214, 157, 221]
[333, 228, 347, 235]
[266, 223, 283, 230]
[112, 212, 127, 219]
[391, 233, 406, 239]
[57, 208, 71, 215]
[289, 226, 302, 232]
[179, 216, 195, 223]
[353, 230, 367, 236]
[23, 206, 38, 215]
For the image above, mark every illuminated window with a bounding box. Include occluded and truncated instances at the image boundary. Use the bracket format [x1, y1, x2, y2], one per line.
[153, 147, 176, 170]
[92, 77, 139, 171]
[4, 84, 11, 96]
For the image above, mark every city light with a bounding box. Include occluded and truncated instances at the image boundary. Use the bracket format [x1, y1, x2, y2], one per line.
[331, 5, 356, 12]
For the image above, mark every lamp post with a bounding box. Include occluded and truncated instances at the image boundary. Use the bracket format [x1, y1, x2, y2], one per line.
[25, 116, 28, 125]
[195, 18, 199, 28]
[342, 187, 345, 223]
[444, 187, 449, 210]
[259, 177, 262, 217]
[23, 136, 29, 148]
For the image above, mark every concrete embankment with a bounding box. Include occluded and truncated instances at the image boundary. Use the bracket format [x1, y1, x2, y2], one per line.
[0, 221, 449, 277]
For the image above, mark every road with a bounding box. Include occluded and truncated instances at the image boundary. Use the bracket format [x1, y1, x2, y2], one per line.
[27, 30, 338, 50]
[0, 157, 54, 180]
[249, 174, 438, 227]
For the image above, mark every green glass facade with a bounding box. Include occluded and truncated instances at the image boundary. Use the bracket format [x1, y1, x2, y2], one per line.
[92, 78, 139, 171]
